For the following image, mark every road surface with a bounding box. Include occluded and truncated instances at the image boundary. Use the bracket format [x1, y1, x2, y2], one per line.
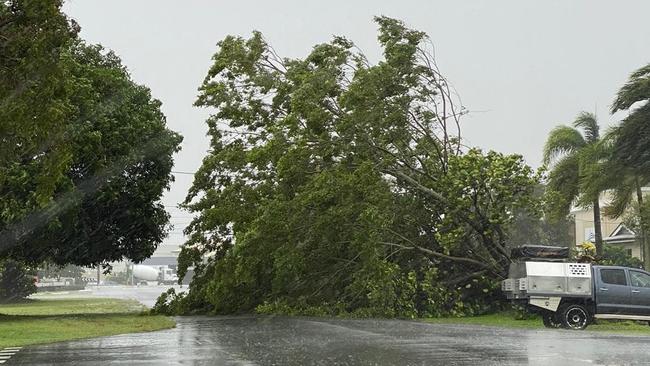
[10, 316, 650, 365]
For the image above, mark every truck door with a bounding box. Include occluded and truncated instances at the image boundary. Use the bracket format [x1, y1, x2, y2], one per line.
[628, 270, 650, 315]
[596, 268, 631, 314]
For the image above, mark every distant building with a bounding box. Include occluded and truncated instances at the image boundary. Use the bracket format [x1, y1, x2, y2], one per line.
[571, 202, 623, 249]
[603, 223, 640, 258]
[570, 188, 649, 260]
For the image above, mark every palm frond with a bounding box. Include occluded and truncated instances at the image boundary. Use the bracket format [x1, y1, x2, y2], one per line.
[577, 156, 617, 207]
[610, 103, 650, 176]
[599, 126, 619, 150]
[573, 112, 600, 143]
[545, 154, 581, 216]
[603, 177, 636, 218]
[543, 126, 586, 165]
[612, 63, 650, 113]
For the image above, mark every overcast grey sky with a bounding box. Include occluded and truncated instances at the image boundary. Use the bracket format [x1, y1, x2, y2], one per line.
[62, 0, 650, 253]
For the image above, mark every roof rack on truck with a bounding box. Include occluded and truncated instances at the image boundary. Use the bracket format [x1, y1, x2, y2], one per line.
[510, 245, 569, 262]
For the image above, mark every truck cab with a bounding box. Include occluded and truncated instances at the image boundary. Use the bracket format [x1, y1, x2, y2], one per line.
[593, 265, 650, 317]
[157, 266, 179, 285]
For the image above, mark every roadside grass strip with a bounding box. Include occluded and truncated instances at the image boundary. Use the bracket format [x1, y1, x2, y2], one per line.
[0, 299, 174, 348]
[0, 347, 22, 363]
[425, 312, 650, 334]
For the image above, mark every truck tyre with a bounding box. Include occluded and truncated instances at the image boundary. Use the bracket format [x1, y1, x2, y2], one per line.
[542, 312, 562, 328]
[559, 304, 590, 330]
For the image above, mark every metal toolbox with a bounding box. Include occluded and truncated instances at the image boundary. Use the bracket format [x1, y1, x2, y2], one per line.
[503, 262, 592, 299]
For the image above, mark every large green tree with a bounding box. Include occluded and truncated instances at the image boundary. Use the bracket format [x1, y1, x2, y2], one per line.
[543, 112, 605, 255]
[172, 17, 539, 317]
[0, 2, 182, 267]
[0, 0, 78, 225]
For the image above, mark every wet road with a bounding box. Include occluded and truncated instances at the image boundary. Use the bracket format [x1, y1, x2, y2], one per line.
[10, 316, 650, 365]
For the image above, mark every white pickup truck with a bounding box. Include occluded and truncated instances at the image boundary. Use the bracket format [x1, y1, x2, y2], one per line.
[502, 260, 650, 330]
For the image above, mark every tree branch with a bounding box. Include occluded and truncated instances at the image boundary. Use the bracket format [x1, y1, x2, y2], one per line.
[380, 241, 490, 269]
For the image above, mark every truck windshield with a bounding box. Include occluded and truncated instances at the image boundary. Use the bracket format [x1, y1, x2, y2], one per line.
[601, 269, 627, 286]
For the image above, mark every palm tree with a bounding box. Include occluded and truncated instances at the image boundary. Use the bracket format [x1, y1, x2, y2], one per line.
[543, 112, 604, 255]
[578, 130, 648, 264]
[605, 63, 650, 269]
[610, 63, 650, 173]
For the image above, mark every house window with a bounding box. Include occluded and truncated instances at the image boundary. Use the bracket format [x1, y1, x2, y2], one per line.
[584, 228, 595, 242]
[626, 249, 633, 257]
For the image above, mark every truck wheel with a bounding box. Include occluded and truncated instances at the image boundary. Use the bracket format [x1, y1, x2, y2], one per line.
[542, 312, 562, 328]
[559, 304, 590, 330]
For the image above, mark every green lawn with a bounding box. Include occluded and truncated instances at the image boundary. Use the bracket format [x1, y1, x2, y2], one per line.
[0, 298, 175, 348]
[425, 312, 650, 334]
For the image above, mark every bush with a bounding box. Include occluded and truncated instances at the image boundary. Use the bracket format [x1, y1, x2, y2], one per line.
[600, 245, 644, 268]
[151, 288, 186, 315]
[0, 260, 37, 303]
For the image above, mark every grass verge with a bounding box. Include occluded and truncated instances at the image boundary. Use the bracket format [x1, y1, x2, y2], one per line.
[0, 298, 175, 348]
[424, 312, 650, 334]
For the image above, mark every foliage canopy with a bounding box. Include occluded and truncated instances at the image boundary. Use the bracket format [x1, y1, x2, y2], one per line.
[0, 1, 182, 267]
[170, 17, 540, 317]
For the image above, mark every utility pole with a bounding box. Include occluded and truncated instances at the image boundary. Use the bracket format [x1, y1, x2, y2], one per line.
[96, 264, 100, 287]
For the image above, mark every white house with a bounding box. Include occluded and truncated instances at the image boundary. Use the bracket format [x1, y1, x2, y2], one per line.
[570, 188, 649, 260]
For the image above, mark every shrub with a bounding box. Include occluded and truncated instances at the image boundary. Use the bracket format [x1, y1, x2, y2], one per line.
[600, 244, 644, 268]
[0, 260, 37, 302]
[151, 288, 187, 315]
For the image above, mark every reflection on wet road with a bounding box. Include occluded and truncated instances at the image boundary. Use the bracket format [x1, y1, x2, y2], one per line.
[11, 316, 650, 365]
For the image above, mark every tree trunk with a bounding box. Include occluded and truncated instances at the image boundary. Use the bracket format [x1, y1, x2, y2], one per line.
[635, 179, 649, 270]
[593, 199, 604, 257]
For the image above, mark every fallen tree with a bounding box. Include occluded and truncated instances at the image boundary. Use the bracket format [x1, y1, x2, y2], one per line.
[161, 17, 540, 317]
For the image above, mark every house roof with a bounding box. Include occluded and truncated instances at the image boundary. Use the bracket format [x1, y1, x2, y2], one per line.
[603, 223, 637, 244]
